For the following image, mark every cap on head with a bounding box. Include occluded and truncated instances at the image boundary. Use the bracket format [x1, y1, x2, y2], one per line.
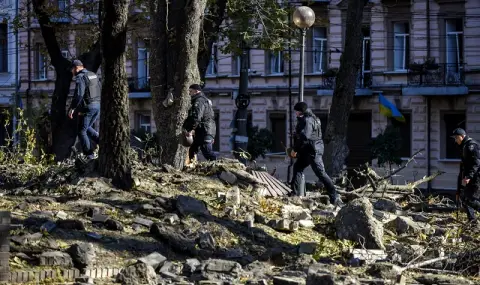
[451, 128, 466, 138]
[71, 59, 83, 68]
[189, 84, 202, 91]
[294, 102, 308, 113]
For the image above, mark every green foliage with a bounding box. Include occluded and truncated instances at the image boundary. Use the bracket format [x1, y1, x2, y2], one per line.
[219, 0, 295, 55]
[371, 124, 404, 167]
[247, 125, 274, 161]
[0, 108, 55, 171]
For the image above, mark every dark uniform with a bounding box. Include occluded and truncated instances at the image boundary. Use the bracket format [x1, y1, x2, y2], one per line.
[291, 102, 338, 204]
[457, 133, 480, 222]
[183, 91, 217, 161]
[69, 62, 101, 159]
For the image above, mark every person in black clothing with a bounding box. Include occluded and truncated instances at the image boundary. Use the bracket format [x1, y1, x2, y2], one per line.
[68, 60, 101, 159]
[290, 102, 342, 206]
[453, 128, 480, 224]
[183, 84, 217, 161]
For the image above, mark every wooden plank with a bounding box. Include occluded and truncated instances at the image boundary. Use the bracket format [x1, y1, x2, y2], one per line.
[0, 211, 9, 282]
[257, 172, 284, 197]
[252, 171, 277, 197]
[262, 172, 291, 194]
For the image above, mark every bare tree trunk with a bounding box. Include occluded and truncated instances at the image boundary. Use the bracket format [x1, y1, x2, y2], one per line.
[149, 0, 207, 169]
[323, 0, 369, 178]
[32, 0, 102, 161]
[98, 0, 133, 189]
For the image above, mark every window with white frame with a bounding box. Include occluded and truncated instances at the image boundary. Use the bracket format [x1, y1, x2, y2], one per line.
[57, 0, 68, 14]
[136, 112, 151, 133]
[269, 51, 284, 74]
[446, 18, 463, 67]
[393, 22, 410, 71]
[0, 24, 7, 73]
[61, 50, 69, 59]
[35, 44, 47, 80]
[137, 40, 150, 89]
[233, 51, 250, 75]
[361, 27, 371, 87]
[206, 43, 218, 76]
[312, 27, 327, 73]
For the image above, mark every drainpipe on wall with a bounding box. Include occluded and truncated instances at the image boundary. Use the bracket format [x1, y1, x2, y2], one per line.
[426, 0, 432, 193]
[287, 10, 293, 184]
[27, 0, 31, 111]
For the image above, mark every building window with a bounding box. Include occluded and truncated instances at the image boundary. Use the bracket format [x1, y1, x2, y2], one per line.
[269, 51, 284, 74]
[446, 18, 463, 82]
[312, 27, 327, 73]
[269, 112, 286, 153]
[393, 22, 410, 71]
[213, 111, 220, 152]
[233, 51, 250, 76]
[206, 43, 218, 76]
[0, 24, 7, 73]
[136, 112, 151, 133]
[390, 112, 411, 158]
[137, 40, 150, 89]
[61, 50, 69, 59]
[442, 112, 466, 159]
[35, 44, 47, 80]
[360, 26, 371, 88]
[83, 0, 98, 15]
[57, 0, 69, 14]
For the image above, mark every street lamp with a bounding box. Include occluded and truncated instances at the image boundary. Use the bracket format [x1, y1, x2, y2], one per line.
[293, 6, 315, 102]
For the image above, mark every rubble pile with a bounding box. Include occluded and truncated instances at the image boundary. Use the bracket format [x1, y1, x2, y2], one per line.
[0, 158, 479, 285]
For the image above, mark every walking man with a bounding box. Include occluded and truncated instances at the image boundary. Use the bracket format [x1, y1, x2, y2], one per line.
[183, 84, 217, 162]
[453, 128, 480, 225]
[290, 102, 342, 206]
[68, 60, 101, 159]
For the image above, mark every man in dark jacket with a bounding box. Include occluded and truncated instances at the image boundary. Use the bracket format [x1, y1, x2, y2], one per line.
[68, 59, 101, 159]
[183, 84, 217, 161]
[290, 102, 342, 206]
[454, 128, 480, 224]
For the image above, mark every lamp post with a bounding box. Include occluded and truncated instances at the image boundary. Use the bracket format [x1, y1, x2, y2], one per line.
[293, 6, 315, 102]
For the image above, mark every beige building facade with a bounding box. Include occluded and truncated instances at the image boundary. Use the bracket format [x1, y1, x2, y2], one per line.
[16, 0, 480, 191]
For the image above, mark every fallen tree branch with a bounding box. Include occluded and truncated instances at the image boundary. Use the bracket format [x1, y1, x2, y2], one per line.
[378, 149, 425, 182]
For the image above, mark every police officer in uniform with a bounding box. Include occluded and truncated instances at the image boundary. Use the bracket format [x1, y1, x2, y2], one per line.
[290, 102, 342, 206]
[183, 84, 217, 161]
[454, 128, 480, 225]
[68, 60, 101, 159]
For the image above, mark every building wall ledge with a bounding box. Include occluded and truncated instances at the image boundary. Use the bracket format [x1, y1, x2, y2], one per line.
[402, 86, 468, 96]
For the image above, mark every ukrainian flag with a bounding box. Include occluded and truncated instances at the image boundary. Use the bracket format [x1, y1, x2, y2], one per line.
[379, 93, 405, 122]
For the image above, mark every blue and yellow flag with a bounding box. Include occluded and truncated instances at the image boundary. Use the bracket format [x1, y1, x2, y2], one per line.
[379, 93, 405, 122]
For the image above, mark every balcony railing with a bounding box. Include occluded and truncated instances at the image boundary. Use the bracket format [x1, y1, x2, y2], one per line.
[321, 72, 372, 89]
[407, 63, 465, 86]
[128, 76, 150, 92]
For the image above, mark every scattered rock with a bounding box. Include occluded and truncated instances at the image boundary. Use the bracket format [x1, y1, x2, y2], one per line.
[176, 195, 210, 216]
[198, 232, 216, 250]
[298, 220, 314, 228]
[387, 216, 430, 235]
[202, 259, 243, 277]
[273, 276, 306, 285]
[164, 213, 180, 225]
[298, 242, 318, 255]
[138, 252, 167, 270]
[133, 216, 154, 228]
[335, 197, 385, 249]
[306, 264, 334, 285]
[39, 251, 73, 267]
[67, 243, 96, 269]
[105, 219, 124, 231]
[366, 262, 401, 281]
[117, 262, 157, 285]
[56, 219, 86, 231]
[183, 258, 201, 275]
[91, 213, 110, 223]
[219, 171, 237, 185]
[414, 273, 474, 285]
[373, 198, 399, 213]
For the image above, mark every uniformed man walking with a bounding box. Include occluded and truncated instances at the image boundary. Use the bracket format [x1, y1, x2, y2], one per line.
[453, 128, 480, 225]
[183, 84, 217, 161]
[290, 102, 343, 206]
[68, 59, 101, 159]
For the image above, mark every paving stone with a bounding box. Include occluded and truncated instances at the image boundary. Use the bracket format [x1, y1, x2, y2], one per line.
[39, 251, 73, 267]
[138, 252, 167, 270]
[273, 276, 306, 285]
[133, 217, 154, 227]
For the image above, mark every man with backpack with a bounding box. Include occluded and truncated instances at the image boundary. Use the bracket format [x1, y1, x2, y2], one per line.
[290, 102, 343, 207]
[183, 84, 217, 162]
[68, 59, 101, 159]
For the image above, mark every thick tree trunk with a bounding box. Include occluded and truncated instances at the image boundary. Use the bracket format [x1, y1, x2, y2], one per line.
[150, 0, 207, 169]
[323, 0, 369, 178]
[98, 0, 133, 189]
[32, 0, 103, 161]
